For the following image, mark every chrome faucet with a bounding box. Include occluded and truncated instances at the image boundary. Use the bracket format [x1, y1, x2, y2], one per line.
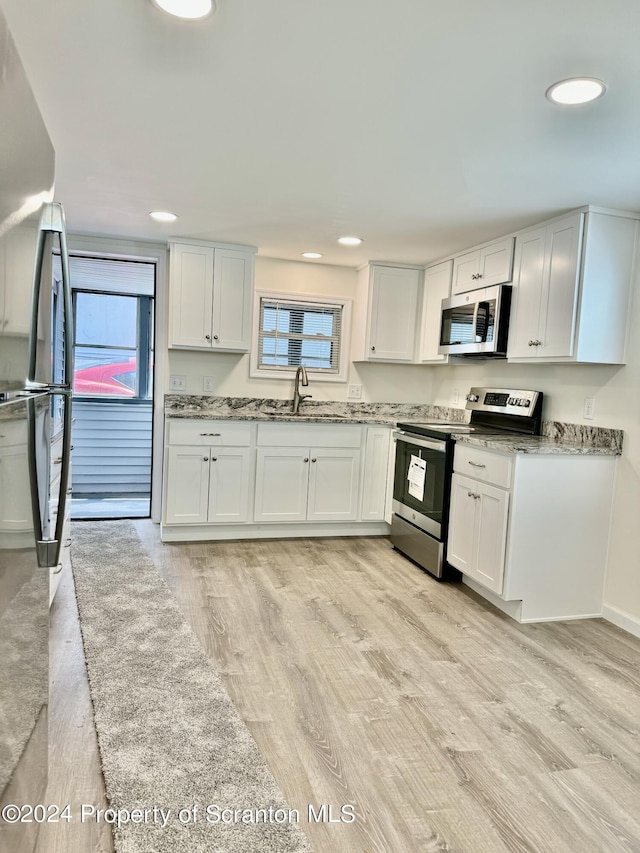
[291, 365, 312, 413]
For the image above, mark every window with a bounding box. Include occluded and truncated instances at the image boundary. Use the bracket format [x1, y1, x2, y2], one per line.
[251, 292, 351, 381]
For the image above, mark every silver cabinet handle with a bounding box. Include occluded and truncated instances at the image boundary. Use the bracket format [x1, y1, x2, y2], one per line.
[203, 456, 209, 461]
[205, 334, 211, 340]
[468, 461, 486, 468]
[467, 491, 474, 497]
[370, 346, 376, 352]
[212, 456, 217, 462]
[528, 340, 535, 346]
[200, 432, 221, 436]
[311, 458, 317, 463]
[213, 335, 219, 341]
[303, 457, 309, 463]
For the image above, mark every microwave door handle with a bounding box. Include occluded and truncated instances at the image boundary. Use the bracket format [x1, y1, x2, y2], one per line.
[476, 301, 490, 343]
[471, 301, 480, 343]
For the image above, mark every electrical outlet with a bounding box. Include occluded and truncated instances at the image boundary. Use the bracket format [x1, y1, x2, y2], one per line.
[453, 388, 460, 405]
[169, 374, 187, 392]
[583, 397, 595, 420]
[203, 376, 214, 393]
[348, 384, 363, 399]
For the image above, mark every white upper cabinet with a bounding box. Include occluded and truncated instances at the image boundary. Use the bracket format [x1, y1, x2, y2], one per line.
[352, 263, 421, 362]
[169, 240, 255, 351]
[507, 209, 638, 363]
[451, 236, 514, 295]
[417, 259, 452, 363]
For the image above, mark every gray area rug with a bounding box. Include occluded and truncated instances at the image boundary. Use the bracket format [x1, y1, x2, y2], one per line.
[71, 521, 311, 853]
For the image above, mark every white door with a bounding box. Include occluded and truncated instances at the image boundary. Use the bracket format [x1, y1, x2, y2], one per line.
[307, 448, 361, 521]
[208, 448, 251, 523]
[507, 227, 546, 358]
[368, 266, 420, 360]
[539, 213, 583, 359]
[452, 250, 481, 294]
[478, 237, 514, 287]
[164, 446, 210, 524]
[212, 248, 253, 351]
[446, 473, 479, 573]
[474, 482, 510, 594]
[254, 448, 309, 522]
[418, 260, 452, 362]
[360, 428, 391, 521]
[169, 243, 214, 348]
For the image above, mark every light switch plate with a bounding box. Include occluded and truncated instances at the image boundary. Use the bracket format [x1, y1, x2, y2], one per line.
[453, 388, 460, 405]
[169, 374, 187, 392]
[203, 376, 214, 393]
[348, 384, 362, 399]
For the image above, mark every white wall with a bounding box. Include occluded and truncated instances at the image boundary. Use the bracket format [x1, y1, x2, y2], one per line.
[167, 252, 640, 632]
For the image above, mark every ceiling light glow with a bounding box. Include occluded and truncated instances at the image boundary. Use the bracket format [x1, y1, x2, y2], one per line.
[302, 252, 323, 259]
[546, 77, 606, 105]
[337, 236, 363, 246]
[151, 0, 215, 21]
[149, 210, 178, 222]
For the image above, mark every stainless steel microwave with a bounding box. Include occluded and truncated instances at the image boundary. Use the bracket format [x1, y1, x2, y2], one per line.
[438, 284, 512, 357]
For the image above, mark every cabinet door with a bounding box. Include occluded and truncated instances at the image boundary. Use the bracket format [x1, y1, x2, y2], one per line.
[368, 266, 420, 360]
[164, 446, 210, 524]
[0, 444, 33, 531]
[307, 448, 361, 522]
[254, 448, 309, 522]
[212, 248, 254, 351]
[418, 260, 452, 362]
[507, 227, 546, 358]
[446, 473, 478, 573]
[452, 250, 481, 294]
[478, 237, 514, 288]
[208, 448, 251, 523]
[538, 213, 583, 359]
[360, 427, 391, 521]
[169, 243, 215, 348]
[474, 482, 510, 594]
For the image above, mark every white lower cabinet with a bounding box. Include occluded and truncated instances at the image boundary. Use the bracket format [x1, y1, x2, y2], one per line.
[162, 419, 390, 541]
[254, 446, 360, 522]
[164, 445, 251, 524]
[448, 473, 509, 594]
[447, 443, 617, 622]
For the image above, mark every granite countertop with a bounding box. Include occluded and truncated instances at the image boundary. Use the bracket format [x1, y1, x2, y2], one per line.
[454, 434, 620, 456]
[164, 395, 623, 456]
[164, 394, 466, 427]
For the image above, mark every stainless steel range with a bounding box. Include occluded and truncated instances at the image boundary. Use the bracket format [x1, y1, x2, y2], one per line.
[390, 387, 543, 579]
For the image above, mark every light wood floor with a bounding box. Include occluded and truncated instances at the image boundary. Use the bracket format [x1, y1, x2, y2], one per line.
[44, 522, 640, 852]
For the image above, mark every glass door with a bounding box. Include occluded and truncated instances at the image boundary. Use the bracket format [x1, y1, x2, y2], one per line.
[393, 434, 447, 537]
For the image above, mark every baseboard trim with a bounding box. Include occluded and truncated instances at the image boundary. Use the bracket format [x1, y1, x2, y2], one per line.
[602, 603, 640, 640]
[161, 521, 390, 542]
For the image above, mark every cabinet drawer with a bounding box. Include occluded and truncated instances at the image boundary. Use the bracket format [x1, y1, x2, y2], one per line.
[256, 423, 362, 448]
[454, 444, 513, 488]
[167, 419, 252, 446]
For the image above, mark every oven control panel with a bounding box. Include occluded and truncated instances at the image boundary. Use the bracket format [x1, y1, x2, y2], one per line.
[466, 387, 541, 416]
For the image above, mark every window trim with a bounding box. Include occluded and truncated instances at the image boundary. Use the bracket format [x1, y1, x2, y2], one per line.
[250, 290, 352, 382]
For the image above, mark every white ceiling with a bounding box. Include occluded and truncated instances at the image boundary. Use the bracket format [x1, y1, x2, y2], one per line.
[2, 0, 640, 267]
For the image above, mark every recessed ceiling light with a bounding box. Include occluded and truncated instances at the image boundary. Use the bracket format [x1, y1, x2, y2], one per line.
[302, 252, 323, 259]
[337, 236, 363, 246]
[150, 0, 216, 21]
[546, 77, 606, 105]
[149, 210, 178, 223]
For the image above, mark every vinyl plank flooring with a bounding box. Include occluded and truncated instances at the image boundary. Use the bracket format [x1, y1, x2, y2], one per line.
[132, 524, 640, 853]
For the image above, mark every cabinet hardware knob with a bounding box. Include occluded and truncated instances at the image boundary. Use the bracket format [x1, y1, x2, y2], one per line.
[203, 456, 209, 461]
[476, 273, 482, 279]
[200, 432, 221, 436]
[303, 457, 309, 463]
[475, 493, 480, 500]
[213, 335, 219, 341]
[467, 491, 474, 497]
[370, 346, 376, 352]
[471, 274, 477, 280]
[205, 334, 211, 340]
[468, 461, 486, 468]
[212, 456, 217, 462]
[528, 340, 534, 346]
[536, 340, 542, 346]
[311, 458, 317, 463]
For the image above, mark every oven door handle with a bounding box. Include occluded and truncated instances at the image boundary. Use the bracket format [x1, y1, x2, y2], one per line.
[393, 431, 447, 453]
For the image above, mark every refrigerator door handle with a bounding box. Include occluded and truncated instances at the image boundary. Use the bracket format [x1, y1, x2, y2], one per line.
[27, 202, 74, 568]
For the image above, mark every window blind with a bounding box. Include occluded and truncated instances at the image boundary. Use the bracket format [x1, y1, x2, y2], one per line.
[257, 297, 342, 373]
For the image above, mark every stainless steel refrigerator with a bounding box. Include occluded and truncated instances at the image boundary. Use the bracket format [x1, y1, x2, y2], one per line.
[0, 9, 73, 852]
